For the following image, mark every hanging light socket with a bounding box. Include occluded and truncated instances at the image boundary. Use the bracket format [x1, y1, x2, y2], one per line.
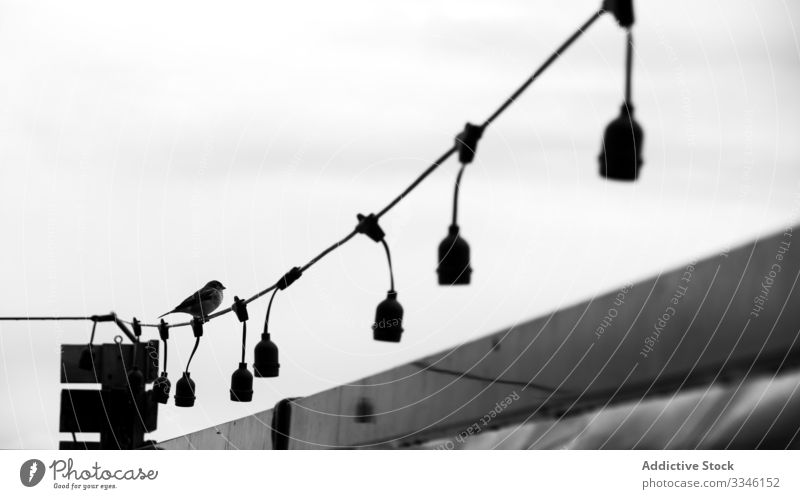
[230, 296, 255, 400]
[354, 214, 404, 342]
[437, 224, 472, 285]
[78, 345, 96, 371]
[174, 372, 196, 407]
[230, 362, 254, 402]
[152, 371, 171, 404]
[127, 366, 145, 392]
[153, 319, 171, 404]
[355, 397, 375, 424]
[254, 333, 280, 378]
[599, 103, 643, 181]
[373, 291, 404, 342]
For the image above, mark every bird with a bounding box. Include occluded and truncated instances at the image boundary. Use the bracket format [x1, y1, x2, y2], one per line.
[159, 280, 226, 320]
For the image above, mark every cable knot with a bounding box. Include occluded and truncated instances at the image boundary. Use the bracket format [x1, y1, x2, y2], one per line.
[190, 317, 204, 338]
[355, 213, 385, 242]
[132, 318, 142, 339]
[158, 319, 170, 341]
[277, 267, 303, 290]
[232, 296, 249, 322]
[90, 313, 116, 323]
[455, 123, 484, 165]
[603, 0, 634, 27]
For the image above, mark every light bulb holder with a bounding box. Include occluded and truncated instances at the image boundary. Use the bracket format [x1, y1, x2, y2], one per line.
[152, 372, 171, 404]
[599, 103, 643, 181]
[373, 291, 404, 342]
[127, 366, 145, 392]
[355, 397, 375, 424]
[254, 333, 280, 378]
[437, 224, 472, 285]
[230, 362, 254, 402]
[78, 345, 96, 371]
[174, 372, 196, 407]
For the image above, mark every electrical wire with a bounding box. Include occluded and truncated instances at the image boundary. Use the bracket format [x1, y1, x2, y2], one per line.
[482, 8, 605, 128]
[376, 146, 458, 219]
[0, 7, 608, 333]
[300, 230, 359, 273]
[116, 340, 150, 444]
[380, 239, 395, 292]
[162, 338, 168, 373]
[625, 29, 633, 105]
[452, 163, 467, 226]
[0, 316, 94, 321]
[88, 322, 97, 346]
[240, 321, 247, 364]
[185, 337, 201, 374]
[263, 288, 279, 335]
[412, 361, 574, 394]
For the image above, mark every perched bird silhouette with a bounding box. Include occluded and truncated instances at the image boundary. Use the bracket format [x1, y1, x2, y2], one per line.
[159, 281, 226, 320]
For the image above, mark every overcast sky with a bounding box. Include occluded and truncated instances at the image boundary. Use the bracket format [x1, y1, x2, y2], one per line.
[1, 0, 799, 448]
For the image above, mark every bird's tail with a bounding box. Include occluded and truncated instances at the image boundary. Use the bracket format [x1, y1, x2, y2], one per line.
[158, 310, 175, 319]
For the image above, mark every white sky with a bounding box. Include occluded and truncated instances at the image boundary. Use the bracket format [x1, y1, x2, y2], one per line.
[1, 0, 799, 448]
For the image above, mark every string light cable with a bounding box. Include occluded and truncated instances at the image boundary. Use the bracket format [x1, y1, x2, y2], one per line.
[0, 5, 622, 334]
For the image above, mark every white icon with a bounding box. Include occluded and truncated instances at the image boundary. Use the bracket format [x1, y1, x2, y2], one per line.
[29, 462, 38, 484]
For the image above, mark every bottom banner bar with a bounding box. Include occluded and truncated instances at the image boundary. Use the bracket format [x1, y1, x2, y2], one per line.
[1, 450, 798, 498]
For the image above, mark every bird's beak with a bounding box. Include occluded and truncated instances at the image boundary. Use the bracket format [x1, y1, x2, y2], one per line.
[222, 285, 226, 289]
